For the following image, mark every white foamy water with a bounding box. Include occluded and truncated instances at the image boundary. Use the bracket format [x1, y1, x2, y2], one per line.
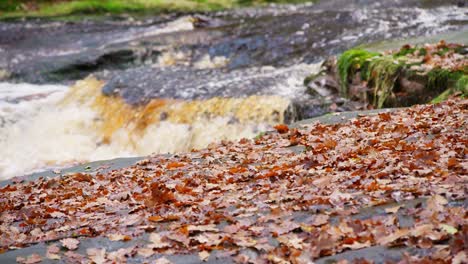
[0, 59, 319, 180]
[0, 83, 68, 127]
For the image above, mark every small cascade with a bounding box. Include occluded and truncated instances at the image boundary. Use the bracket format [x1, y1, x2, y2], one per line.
[0, 77, 294, 180]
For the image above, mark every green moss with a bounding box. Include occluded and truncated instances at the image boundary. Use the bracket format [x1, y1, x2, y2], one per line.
[337, 43, 466, 107]
[434, 47, 451, 57]
[254, 131, 266, 140]
[393, 46, 416, 58]
[455, 75, 468, 95]
[366, 56, 403, 108]
[431, 73, 467, 103]
[431, 89, 452, 104]
[0, 1, 20, 12]
[454, 46, 467, 55]
[418, 48, 427, 56]
[427, 68, 452, 92]
[337, 49, 380, 97]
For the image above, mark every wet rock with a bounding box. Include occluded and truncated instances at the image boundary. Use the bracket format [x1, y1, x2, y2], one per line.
[99, 65, 308, 104]
[304, 58, 339, 97]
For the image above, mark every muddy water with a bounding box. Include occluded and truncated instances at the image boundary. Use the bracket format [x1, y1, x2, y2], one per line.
[0, 0, 467, 179]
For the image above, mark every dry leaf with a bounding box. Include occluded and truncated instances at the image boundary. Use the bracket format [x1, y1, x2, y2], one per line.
[86, 248, 106, 264]
[439, 224, 458, 235]
[384, 205, 401, 214]
[137, 248, 154, 258]
[343, 240, 371, 249]
[453, 251, 467, 264]
[199, 251, 210, 262]
[46, 244, 61, 260]
[377, 229, 409, 245]
[107, 233, 132, 241]
[187, 224, 218, 232]
[16, 254, 42, 264]
[61, 238, 80, 250]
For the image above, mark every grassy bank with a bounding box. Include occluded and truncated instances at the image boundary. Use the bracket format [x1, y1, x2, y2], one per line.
[0, 0, 312, 19]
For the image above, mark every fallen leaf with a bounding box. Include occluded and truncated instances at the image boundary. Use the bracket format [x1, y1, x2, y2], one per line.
[64, 251, 85, 263]
[137, 248, 154, 258]
[439, 224, 458, 235]
[46, 244, 61, 260]
[453, 251, 467, 264]
[107, 247, 135, 262]
[148, 233, 171, 248]
[61, 238, 80, 250]
[277, 234, 304, 249]
[16, 254, 42, 264]
[426, 194, 448, 212]
[199, 251, 210, 262]
[107, 233, 132, 241]
[330, 190, 353, 205]
[385, 205, 401, 214]
[343, 240, 371, 249]
[377, 229, 409, 245]
[274, 124, 289, 134]
[311, 214, 330, 226]
[50, 211, 66, 218]
[187, 224, 218, 232]
[120, 214, 141, 226]
[87, 248, 106, 264]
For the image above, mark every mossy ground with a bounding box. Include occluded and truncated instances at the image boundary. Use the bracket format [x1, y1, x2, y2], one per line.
[0, 0, 313, 19]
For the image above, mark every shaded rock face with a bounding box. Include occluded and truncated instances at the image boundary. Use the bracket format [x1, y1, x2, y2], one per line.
[306, 41, 468, 108]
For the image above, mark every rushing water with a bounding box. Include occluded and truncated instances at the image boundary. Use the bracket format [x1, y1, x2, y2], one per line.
[0, 0, 467, 179]
[0, 63, 319, 180]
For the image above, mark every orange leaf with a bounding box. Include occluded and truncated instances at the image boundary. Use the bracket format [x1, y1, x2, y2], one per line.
[166, 162, 185, 169]
[148, 216, 164, 222]
[274, 124, 289, 134]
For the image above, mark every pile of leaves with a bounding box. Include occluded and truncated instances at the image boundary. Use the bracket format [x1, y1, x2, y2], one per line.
[0, 99, 467, 263]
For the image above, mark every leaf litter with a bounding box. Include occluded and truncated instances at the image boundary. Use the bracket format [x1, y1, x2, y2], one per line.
[0, 98, 466, 263]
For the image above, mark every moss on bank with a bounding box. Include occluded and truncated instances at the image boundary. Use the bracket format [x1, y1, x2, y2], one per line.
[337, 49, 379, 96]
[0, 0, 313, 19]
[335, 42, 467, 108]
[431, 75, 468, 103]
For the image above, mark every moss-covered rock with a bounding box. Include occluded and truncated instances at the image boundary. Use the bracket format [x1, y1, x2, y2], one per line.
[307, 41, 467, 108]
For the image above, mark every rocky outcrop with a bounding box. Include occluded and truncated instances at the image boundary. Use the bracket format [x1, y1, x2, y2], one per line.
[306, 41, 468, 108]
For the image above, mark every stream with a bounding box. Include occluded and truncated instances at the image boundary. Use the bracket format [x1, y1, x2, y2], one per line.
[0, 0, 467, 179]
